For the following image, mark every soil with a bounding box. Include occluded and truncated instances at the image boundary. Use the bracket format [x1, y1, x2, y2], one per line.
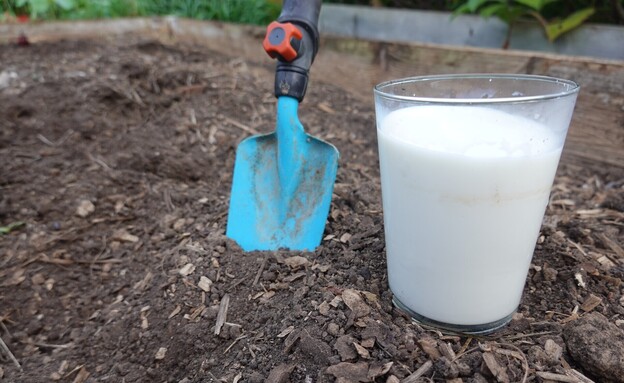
[1, 38, 624, 383]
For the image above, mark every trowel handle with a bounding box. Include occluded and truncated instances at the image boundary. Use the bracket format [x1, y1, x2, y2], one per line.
[262, 0, 321, 102]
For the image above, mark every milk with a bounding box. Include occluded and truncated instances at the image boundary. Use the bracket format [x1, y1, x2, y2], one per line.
[378, 105, 562, 325]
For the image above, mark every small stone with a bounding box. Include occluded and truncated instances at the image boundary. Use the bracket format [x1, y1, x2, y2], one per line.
[155, 347, 167, 360]
[318, 301, 330, 316]
[178, 263, 195, 276]
[76, 200, 95, 217]
[564, 312, 624, 383]
[386, 375, 400, 383]
[327, 322, 340, 336]
[50, 371, 61, 381]
[197, 276, 212, 292]
[543, 265, 558, 282]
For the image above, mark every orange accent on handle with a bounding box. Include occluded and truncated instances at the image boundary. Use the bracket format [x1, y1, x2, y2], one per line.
[263, 21, 303, 62]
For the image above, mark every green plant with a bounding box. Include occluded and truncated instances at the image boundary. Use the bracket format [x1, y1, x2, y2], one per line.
[453, 0, 597, 46]
[1, 0, 281, 25]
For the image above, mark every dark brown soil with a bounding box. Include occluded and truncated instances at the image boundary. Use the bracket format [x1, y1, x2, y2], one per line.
[1, 38, 623, 383]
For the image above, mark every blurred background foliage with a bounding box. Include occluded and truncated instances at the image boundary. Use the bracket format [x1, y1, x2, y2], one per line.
[0, 0, 282, 24]
[1, 0, 622, 32]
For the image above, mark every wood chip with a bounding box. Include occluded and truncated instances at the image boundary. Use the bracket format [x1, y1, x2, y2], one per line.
[401, 360, 432, 383]
[284, 256, 310, 269]
[482, 352, 510, 383]
[329, 296, 343, 307]
[277, 326, 295, 338]
[580, 294, 602, 312]
[565, 369, 596, 383]
[112, 228, 138, 243]
[353, 342, 370, 359]
[598, 233, 624, 258]
[439, 342, 456, 360]
[340, 233, 352, 243]
[197, 276, 212, 292]
[367, 361, 393, 379]
[318, 101, 336, 114]
[574, 272, 586, 288]
[178, 263, 195, 276]
[168, 305, 181, 319]
[214, 294, 230, 335]
[71, 367, 90, 383]
[361, 338, 375, 348]
[311, 263, 331, 272]
[418, 337, 441, 360]
[535, 371, 577, 382]
[283, 271, 306, 283]
[154, 347, 167, 360]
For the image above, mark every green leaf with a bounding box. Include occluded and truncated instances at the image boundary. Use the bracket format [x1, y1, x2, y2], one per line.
[467, 0, 493, 12]
[29, 0, 50, 17]
[514, 0, 547, 11]
[0, 221, 25, 235]
[479, 3, 507, 18]
[545, 7, 595, 41]
[54, 0, 76, 10]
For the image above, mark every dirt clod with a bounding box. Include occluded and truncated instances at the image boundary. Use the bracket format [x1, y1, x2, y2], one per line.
[564, 312, 624, 383]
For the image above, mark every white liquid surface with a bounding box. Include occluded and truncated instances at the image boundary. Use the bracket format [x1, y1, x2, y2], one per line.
[378, 106, 563, 325]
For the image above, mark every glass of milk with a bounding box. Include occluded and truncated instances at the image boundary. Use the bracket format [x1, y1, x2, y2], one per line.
[374, 74, 579, 334]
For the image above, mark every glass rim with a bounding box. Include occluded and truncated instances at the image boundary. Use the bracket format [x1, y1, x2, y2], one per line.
[374, 74, 580, 104]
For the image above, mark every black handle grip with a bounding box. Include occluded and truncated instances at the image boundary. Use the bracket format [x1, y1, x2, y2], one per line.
[272, 0, 321, 102]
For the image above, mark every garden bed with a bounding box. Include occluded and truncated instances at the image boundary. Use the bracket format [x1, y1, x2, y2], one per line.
[1, 20, 623, 382]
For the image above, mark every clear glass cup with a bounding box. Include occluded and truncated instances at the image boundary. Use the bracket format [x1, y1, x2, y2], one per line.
[374, 74, 579, 334]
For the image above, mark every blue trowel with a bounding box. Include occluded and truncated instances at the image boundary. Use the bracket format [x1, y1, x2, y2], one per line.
[226, 0, 339, 251]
